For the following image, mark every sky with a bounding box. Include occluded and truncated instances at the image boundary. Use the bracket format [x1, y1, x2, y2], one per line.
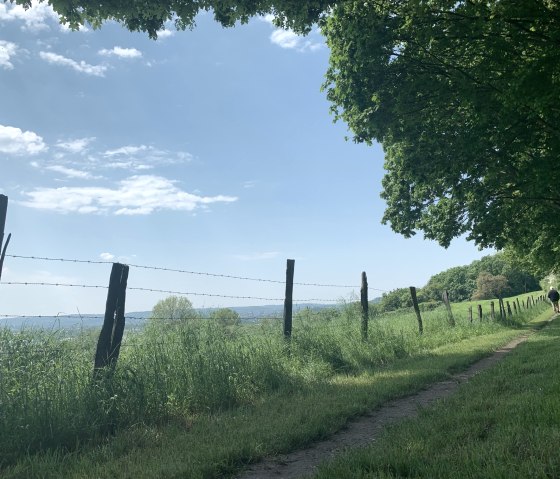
[0, 2, 493, 317]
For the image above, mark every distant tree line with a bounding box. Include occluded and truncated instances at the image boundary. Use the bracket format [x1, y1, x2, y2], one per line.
[372, 254, 541, 314]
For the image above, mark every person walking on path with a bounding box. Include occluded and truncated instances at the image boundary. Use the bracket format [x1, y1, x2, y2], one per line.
[547, 287, 560, 313]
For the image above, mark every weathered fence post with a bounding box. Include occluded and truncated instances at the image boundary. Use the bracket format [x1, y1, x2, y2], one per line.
[516, 298, 521, 312]
[468, 306, 473, 323]
[361, 272, 368, 340]
[0, 194, 11, 282]
[478, 304, 483, 321]
[499, 298, 505, 319]
[442, 290, 455, 326]
[283, 259, 295, 339]
[507, 301, 513, 317]
[490, 301, 495, 321]
[94, 263, 129, 376]
[409, 286, 423, 335]
[513, 301, 518, 314]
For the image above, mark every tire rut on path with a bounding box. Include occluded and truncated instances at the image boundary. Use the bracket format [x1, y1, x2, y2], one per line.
[236, 318, 554, 479]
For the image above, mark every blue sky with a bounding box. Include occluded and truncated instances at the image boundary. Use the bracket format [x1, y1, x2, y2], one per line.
[0, 2, 492, 316]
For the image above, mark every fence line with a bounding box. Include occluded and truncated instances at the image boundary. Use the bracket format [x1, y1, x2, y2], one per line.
[5, 253, 389, 291]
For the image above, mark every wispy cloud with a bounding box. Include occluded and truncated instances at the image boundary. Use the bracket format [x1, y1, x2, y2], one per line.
[101, 144, 192, 171]
[0, 40, 18, 69]
[21, 175, 238, 215]
[234, 252, 280, 261]
[243, 180, 258, 189]
[39, 51, 107, 77]
[99, 252, 115, 261]
[45, 165, 99, 179]
[0, 124, 47, 155]
[56, 137, 95, 154]
[99, 47, 142, 59]
[104, 145, 149, 157]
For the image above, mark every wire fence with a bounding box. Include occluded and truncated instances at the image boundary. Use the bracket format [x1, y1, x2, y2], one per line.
[5, 253, 390, 291]
[0, 252, 392, 332]
[0, 252, 390, 325]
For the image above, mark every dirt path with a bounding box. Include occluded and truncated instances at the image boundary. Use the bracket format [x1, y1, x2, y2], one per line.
[237, 319, 553, 479]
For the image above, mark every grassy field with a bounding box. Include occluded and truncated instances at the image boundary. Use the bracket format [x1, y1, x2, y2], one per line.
[314, 309, 560, 478]
[0, 292, 551, 478]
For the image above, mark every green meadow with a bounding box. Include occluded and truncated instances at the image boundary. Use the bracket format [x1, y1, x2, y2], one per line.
[0, 292, 550, 478]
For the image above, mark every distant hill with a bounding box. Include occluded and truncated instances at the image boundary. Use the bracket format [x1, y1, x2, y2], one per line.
[1, 303, 336, 331]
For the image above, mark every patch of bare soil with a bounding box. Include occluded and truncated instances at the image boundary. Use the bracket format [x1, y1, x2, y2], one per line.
[237, 318, 554, 479]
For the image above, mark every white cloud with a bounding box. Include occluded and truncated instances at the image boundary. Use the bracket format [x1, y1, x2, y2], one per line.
[234, 252, 280, 261]
[56, 137, 94, 154]
[0, 1, 58, 32]
[99, 252, 115, 261]
[39, 51, 107, 77]
[156, 29, 174, 39]
[270, 29, 323, 52]
[260, 15, 323, 52]
[99, 47, 142, 59]
[243, 180, 258, 189]
[270, 30, 301, 49]
[21, 175, 238, 215]
[0, 40, 18, 69]
[0, 124, 47, 155]
[45, 165, 98, 179]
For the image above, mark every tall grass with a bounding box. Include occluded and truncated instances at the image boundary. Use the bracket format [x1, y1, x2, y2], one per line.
[0, 293, 546, 467]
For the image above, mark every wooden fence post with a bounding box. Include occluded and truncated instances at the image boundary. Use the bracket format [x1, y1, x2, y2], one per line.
[283, 259, 295, 339]
[442, 290, 455, 326]
[409, 286, 423, 335]
[513, 301, 518, 314]
[468, 306, 473, 323]
[516, 298, 521, 312]
[490, 301, 495, 320]
[507, 301, 513, 317]
[478, 304, 483, 321]
[94, 263, 129, 376]
[361, 272, 368, 340]
[499, 298, 505, 319]
[0, 194, 11, 282]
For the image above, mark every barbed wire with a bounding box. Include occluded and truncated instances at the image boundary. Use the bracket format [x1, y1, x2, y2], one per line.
[2, 281, 106, 289]
[0, 314, 284, 321]
[0, 282, 340, 303]
[127, 286, 340, 303]
[5, 253, 389, 292]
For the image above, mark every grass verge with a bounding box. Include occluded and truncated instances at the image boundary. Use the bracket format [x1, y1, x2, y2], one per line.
[313, 309, 560, 478]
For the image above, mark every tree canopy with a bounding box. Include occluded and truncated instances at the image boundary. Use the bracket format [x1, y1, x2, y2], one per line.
[374, 253, 540, 312]
[10, 0, 335, 38]
[15, 0, 560, 274]
[322, 0, 560, 275]
[150, 295, 198, 323]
